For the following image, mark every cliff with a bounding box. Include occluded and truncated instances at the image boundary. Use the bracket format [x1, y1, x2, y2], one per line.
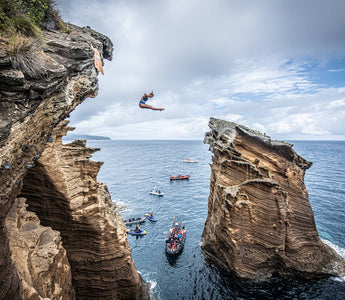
[202, 117, 345, 281]
[0, 24, 147, 299]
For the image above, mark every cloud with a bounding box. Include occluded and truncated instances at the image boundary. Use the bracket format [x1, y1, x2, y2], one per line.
[72, 58, 345, 140]
[56, 0, 345, 140]
[328, 68, 345, 73]
[268, 114, 329, 136]
[76, 116, 210, 140]
[329, 98, 345, 108]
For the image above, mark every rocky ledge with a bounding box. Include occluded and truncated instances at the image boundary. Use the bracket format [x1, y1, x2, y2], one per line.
[0, 24, 147, 299]
[202, 117, 345, 281]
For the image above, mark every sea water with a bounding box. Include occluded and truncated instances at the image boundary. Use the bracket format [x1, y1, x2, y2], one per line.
[84, 140, 345, 300]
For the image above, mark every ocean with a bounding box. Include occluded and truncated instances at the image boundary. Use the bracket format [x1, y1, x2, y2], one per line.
[83, 139, 345, 300]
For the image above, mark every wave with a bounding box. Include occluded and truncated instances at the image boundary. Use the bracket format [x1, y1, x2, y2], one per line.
[322, 239, 345, 282]
[322, 239, 345, 258]
[139, 271, 160, 300]
[147, 278, 159, 300]
[112, 198, 127, 211]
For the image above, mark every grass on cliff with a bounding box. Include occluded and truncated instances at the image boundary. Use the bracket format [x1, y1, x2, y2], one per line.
[7, 33, 47, 78]
[0, 0, 69, 78]
[0, 0, 66, 36]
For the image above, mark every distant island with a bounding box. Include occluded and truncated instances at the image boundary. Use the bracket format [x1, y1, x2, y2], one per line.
[64, 134, 111, 140]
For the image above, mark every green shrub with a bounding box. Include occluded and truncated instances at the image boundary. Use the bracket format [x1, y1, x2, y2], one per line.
[13, 15, 43, 40]
[1, 0, 67, 78]
[20, 0, 49, 25]
[0, 0, 64, 35]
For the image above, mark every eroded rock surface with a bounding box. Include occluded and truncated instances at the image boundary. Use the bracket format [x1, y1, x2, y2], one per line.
[202, 117, 345, 281]
[19, 121, 147, 299]
[5, 197, 75, 299]
[0, 24, 147, 299]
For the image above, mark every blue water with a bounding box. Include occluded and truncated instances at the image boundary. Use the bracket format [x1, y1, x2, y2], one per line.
[83, 140, 345, 299]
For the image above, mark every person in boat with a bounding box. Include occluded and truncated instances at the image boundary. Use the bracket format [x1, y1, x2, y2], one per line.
[139, 91, 164, 111]
[135, 223, 140, 233]
[174, 231, 179, 240]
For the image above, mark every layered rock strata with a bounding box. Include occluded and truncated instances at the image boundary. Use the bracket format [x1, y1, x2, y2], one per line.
[20, 121, 147, 299]
[5, 197, 75, 299]
[0, 24, 147, 299]
[202, 117, 345, 281]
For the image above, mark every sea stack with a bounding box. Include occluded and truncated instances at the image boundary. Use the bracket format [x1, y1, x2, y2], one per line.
[0, 23, 148, 300]
[202, 117, 345, 281]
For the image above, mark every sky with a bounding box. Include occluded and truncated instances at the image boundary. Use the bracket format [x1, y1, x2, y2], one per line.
[56, 0, 345, 140]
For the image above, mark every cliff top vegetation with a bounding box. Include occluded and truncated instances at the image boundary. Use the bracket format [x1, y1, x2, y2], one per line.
[0, 0, 66, 38]
[0, 0, 71, 78]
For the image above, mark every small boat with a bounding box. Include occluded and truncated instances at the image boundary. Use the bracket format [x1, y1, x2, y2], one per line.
[127, 228, 147, 236]
[165, 221, 186, 255]
[145, 213, 157, 222]
[124, 216, 146, 225]
[149, 186, 164, 196]
[170, 174, 190, 180]
[183, 158, 199, 163]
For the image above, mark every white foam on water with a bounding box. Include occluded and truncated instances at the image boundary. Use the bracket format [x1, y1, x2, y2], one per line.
[322, 239, 345, 259]
[112, 199, 127, 211]
[140, 272, 160, 299]
[149, 280, 157, 290]
[333, 277, 345, 282]
[146, 279, 159, 300]
[322, 239, 345, 282]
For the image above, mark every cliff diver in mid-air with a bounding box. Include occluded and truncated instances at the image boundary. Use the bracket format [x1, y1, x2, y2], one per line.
[139, 91, 164, 111]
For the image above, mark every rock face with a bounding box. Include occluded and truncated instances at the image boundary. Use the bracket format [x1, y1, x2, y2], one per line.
[0, 24, 147, 299]
[202, 117, 345, 281]
[20, 121, 147, 299]
[5, 197, 75, 299]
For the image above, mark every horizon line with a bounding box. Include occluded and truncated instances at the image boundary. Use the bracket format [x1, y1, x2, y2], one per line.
[63, 138, 345, 142]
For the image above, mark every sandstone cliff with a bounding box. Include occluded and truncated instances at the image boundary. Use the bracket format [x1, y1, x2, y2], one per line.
[0, 24, 147, 299]
[202, 117, 345, 281]
[5, 197, 75, 299]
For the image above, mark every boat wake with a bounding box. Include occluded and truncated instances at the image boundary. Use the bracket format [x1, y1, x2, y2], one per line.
[322, 239, 345, 282]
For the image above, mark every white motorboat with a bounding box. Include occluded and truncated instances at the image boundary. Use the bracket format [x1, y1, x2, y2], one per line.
[183, 158, 199, 163]
[149, 186, 164, 196]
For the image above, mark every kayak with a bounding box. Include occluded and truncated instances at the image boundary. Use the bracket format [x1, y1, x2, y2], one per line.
[145, 214, 157, 222]
[127, 229, 146, 236]
[124, 216, 146, 225]
[165, 221, 186, 255]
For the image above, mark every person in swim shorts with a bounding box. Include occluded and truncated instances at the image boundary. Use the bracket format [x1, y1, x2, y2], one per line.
[139, 91, 164, 111]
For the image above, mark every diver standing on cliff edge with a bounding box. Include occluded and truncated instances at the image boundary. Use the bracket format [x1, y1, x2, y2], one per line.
[139, 91, 165, 111]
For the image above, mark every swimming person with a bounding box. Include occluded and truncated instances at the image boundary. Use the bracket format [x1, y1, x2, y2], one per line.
[139, 91, 164, 111]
